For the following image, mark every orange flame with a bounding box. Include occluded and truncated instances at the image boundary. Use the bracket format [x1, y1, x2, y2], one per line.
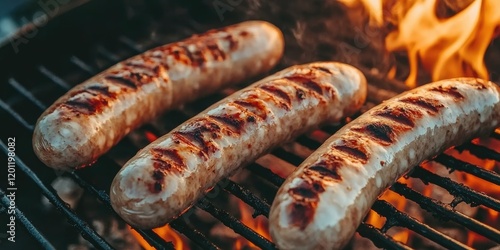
[387, 0, 499, 87]
[342, 0, 500, 88]
[129, 225, 189, 250]
[338, 1, 500, 244]
[234, 199, 271, 249]
[366, 188, 406, 228]
[391, 229, 410, 243]
[446, 145, 500, 197]
[466, 206, 500, 247]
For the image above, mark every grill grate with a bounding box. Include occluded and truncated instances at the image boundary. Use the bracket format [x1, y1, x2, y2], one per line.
[2, 37, 500, 250]
[1, 3, 499, 250]
[0, 187, 55, 250]
[0, 141, 113, 250]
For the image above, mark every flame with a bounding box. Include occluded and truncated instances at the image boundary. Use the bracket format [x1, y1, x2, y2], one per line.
[339, 0, 384, 25]
[344, 0, 500, 87]
[391, 229, 410, 243]
[466, 206, 500, 247]
[129, 225, 188, 250]
[365, 187, 406, 230]
[446, 146, 500, 197]
[340, 0, 500, 244]
[488, 209, 499, 221]
[466, 231, 480, 246]
[234, 199, 271, 249]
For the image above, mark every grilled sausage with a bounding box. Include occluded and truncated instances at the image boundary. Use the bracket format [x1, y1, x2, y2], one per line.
[110, 62, 367, 228]
[269, 78, 500, 250]
[32, 21, 284, 171]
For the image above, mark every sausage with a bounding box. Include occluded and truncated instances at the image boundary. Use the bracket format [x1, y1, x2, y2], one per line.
[32, 21, 285, 171]
[268, 78, 500, 250]
[110, 62, 367, 229]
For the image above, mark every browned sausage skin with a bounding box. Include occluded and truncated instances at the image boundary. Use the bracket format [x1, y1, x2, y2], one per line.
[110, 62, 367, 229]
[269, 78, 500, 250]
[32, 21, 284, 171]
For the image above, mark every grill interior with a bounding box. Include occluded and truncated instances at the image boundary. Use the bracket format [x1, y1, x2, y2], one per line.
[0, 1, 499, 249]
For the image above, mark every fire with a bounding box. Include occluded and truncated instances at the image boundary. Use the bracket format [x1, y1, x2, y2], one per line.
[234, 198, 271, 249]
[446, 145, 500, 197]
[366, 188, 406, 230]
[129, 225, 188, 250]
[465, 206, 500, 247]
[342, 0, 500, 87]
[338, 1, 500, 245]
[391, 229, 410, 243]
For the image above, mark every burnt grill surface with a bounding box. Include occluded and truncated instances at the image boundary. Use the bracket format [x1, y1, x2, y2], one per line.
[0, 1, 499, 249]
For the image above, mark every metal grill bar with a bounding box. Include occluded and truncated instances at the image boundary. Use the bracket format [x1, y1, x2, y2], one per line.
[4, 77, 168, 249]
[0, 99, 34, 130]
[3, 71, 500, 250]
[295, 134, 323, 149]
[357, 223, 411, 250]
[222, 179, 271, 217]
[3, 16, 499, 249]
[7, 71, 268, 249]
[65, 171, 174, 250]
[8, 78, 47, 110]
[271, 148, 304, 166]
[96, 45, 120, 62]
[0, 141, 113, 250]
[118, 36, 143, 53]
[67, 151, 218, 250]
[371, 200, 471, 250]
[0, 188, 56, 250]
[248, 157, 471, 249]
[37, 65, 72, 90]
[433, 154, 500, 185]
[246, 163, 284, 187]
[458, 143, 500, 162]
[7, 73, 159, 249]
[196, 198, 276, 250]
[169, 220, 220, 250]
[69, 56, 96, 75]
[411, 167, 500, 211]
[6, 57, 500, 250]
[390, 182, 500, 244]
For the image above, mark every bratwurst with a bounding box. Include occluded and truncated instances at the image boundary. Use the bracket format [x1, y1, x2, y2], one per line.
[269, 78, 500, 250]
[32, 21, 284, 171]
[110, 62, 367, 229]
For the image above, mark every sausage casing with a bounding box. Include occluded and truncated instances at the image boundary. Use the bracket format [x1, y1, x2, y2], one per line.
[269, 78, 500, 250]
[32, 21, 284, 171]
[110, 62, 367, 228]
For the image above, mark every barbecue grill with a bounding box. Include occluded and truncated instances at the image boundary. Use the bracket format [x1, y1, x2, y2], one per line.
[0, 1, 499, 249]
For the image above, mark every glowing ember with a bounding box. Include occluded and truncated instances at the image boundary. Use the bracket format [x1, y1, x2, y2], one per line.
[391, 229, 410, 243]
[144, 131, 159, 143]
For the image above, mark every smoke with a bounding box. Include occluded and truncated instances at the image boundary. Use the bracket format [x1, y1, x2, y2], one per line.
[228, 0, 391, 71]
[145, 0, 392, 72]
